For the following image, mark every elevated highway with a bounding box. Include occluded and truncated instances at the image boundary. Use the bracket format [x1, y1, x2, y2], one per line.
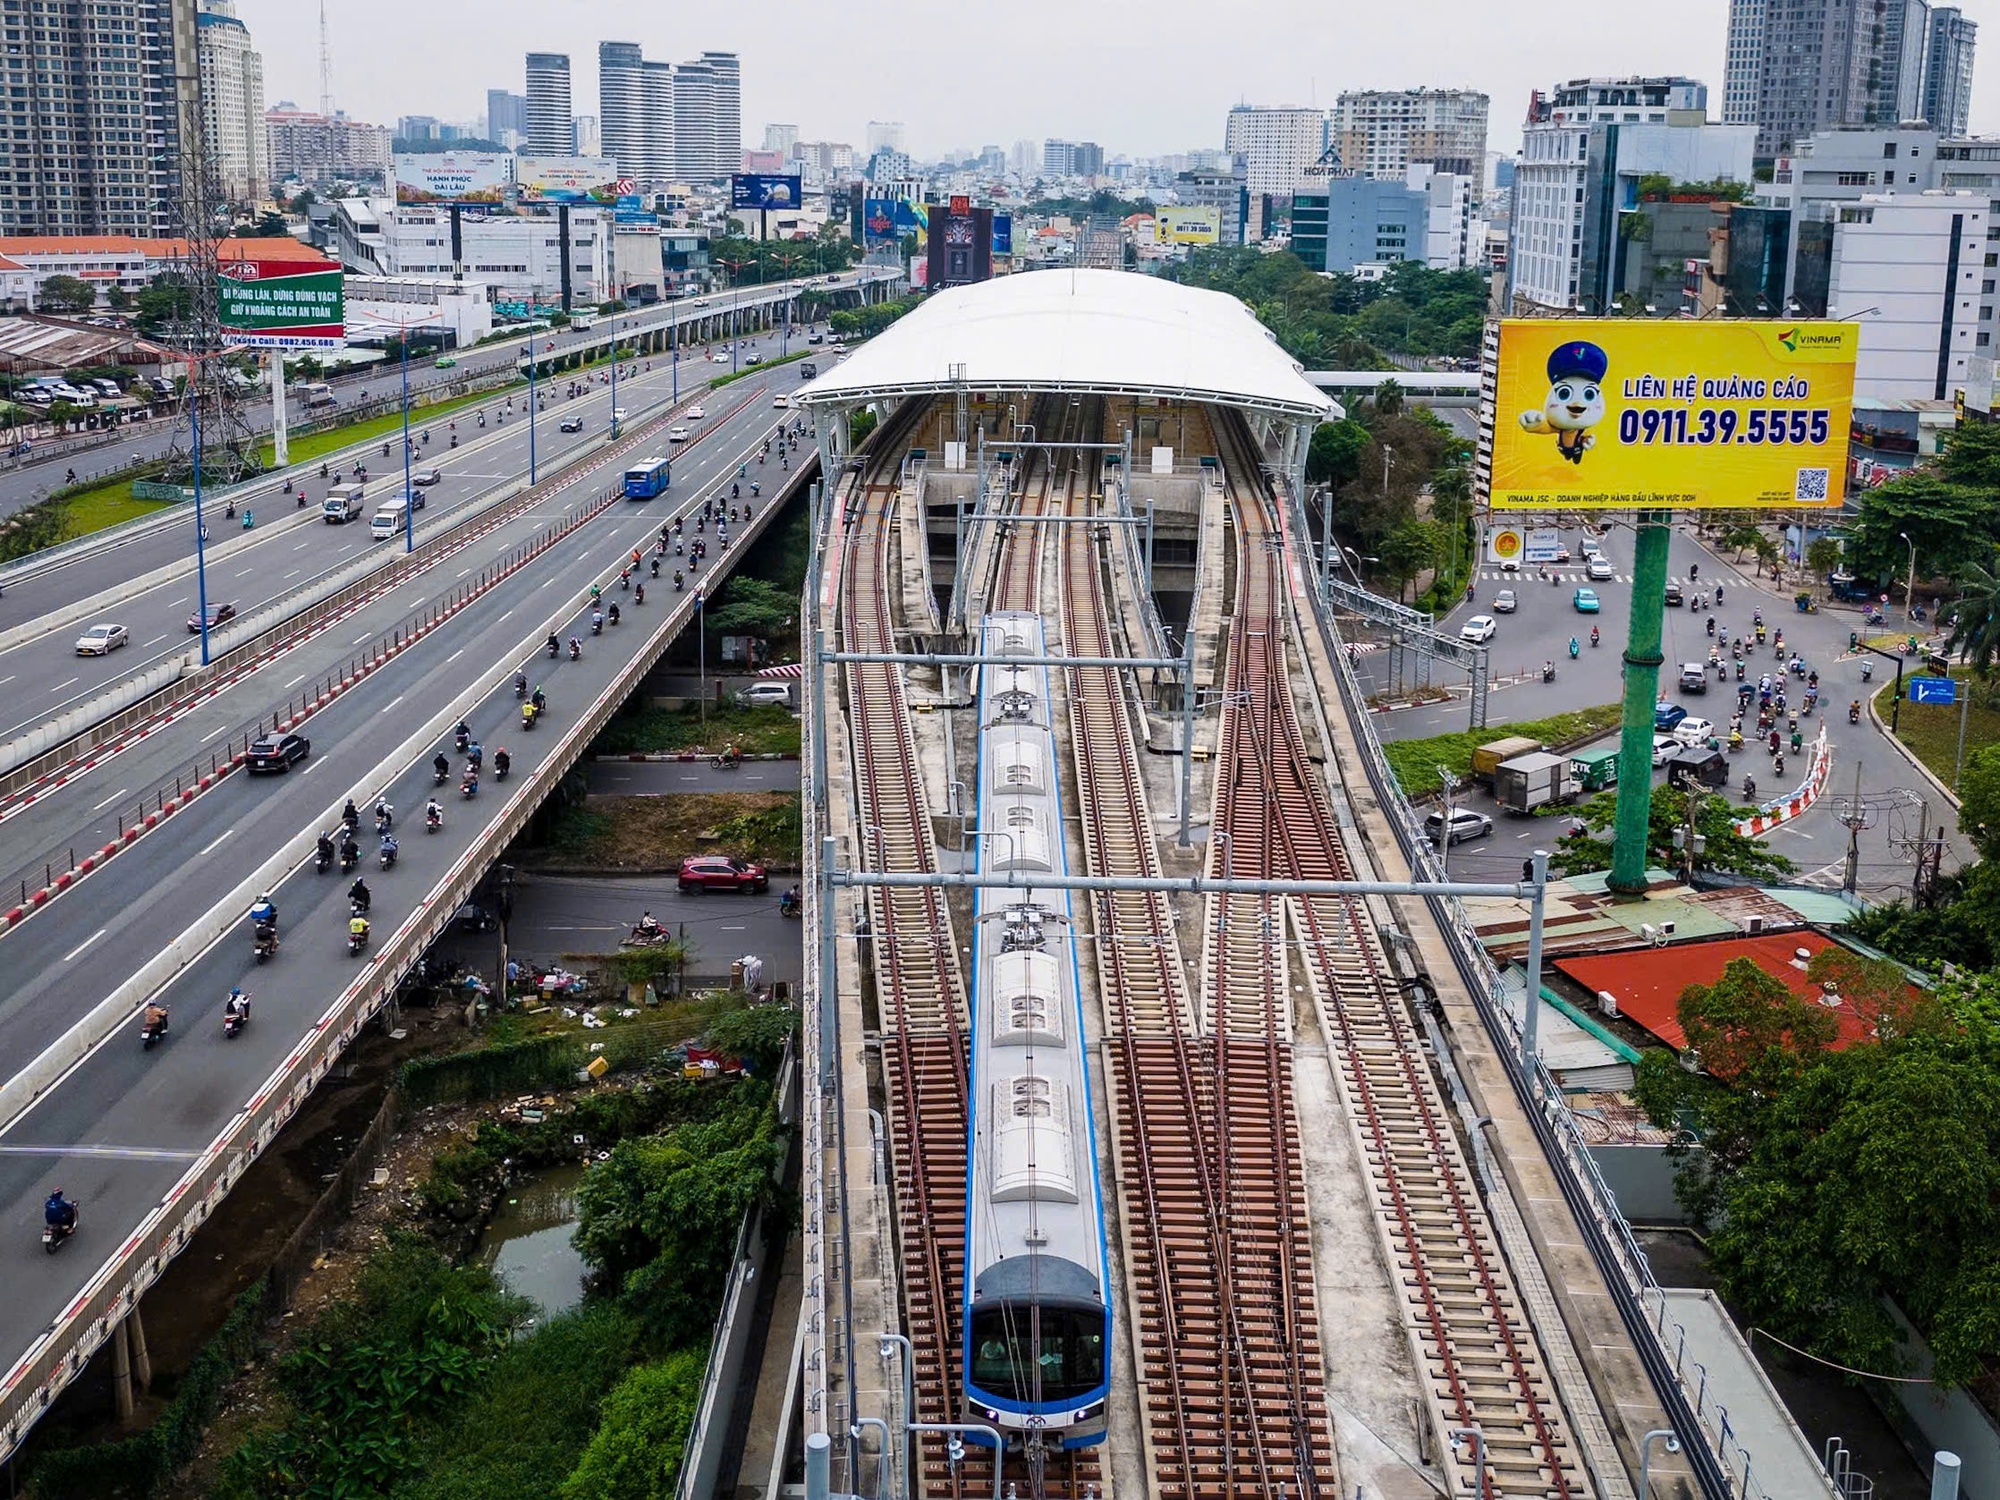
[0, 365, 818, 1462]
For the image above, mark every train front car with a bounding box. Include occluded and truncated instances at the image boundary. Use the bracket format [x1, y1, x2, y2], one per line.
[962, 611, 1112, 1456]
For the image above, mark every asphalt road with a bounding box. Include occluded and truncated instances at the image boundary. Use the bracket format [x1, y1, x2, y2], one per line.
[0, 332, 816, 752]
[585, 756, 801, 796]
[1363, 522, 1975, 897]
[0, 267, 885, 517]
[0, 378, 803, 1370]
[501, 873, 803, 992]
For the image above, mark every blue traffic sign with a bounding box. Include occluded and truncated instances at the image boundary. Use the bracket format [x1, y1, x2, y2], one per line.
[1910, 676, 1957, 706]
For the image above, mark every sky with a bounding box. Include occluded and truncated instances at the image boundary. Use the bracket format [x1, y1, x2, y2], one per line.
[237, 0, 2000, 160]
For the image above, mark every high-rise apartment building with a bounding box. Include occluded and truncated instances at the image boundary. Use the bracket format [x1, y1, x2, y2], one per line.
[673, 61, 716, 180]
[598, 42, 647, 177]
[642, 61, 675, 178]
[0, 0, 195, 236]
[264, 104, 393, 188]
[867, 122, 906, 155]
[1042, 140, 1105, 177]
[525, 52, 573, 155]
[486, 89, 527, 144]
[764, 124, 798, 155]
[701, 53, 740, 174]
[1923, 8, 1977, 136]
[196, 0, 265, 206]
[1880, 0, 1932, 123]
[1330, 89, 1489, 180]
[1222, 106, 1328, 195]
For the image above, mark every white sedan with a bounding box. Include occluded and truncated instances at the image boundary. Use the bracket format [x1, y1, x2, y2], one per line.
[772, 393, 791, 408]
[1459, 615, 1498, 645]
[75, 622, 129, 656]
[1673, 717, 1716, 748]
[667, 426, 692, 443]
[1653, 734, 1679, 766]
[684, 404, 706, 419]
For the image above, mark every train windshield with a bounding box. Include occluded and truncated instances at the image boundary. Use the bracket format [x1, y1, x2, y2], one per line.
[967, 1303, 1106, 1405]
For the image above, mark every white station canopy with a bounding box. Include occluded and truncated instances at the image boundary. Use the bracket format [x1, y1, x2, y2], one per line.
[795, 268, 1334, 423]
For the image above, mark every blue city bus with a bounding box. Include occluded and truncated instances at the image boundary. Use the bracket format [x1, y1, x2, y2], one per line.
[623, 457, 670, 499]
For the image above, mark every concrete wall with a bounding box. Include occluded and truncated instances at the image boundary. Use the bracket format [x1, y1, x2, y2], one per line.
[1887, 1303, 2000, 1500]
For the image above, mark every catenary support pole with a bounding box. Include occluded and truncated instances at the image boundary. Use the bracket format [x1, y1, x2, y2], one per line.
[1522, 848, 1548, 1074]
[1610, 513, 1672, 894]
[270, 355, 288, 468]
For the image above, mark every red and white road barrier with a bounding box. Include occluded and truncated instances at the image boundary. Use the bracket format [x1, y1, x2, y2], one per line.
[1734, 722, 1832, 836]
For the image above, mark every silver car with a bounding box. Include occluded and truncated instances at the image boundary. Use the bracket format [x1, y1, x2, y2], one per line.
[74, 622, 129, 655]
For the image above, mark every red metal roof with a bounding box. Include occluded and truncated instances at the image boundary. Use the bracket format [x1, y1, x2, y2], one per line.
[1553, 932, 1908, 1051]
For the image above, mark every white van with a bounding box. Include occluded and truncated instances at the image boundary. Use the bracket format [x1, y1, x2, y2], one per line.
[302, 382, 337, 409]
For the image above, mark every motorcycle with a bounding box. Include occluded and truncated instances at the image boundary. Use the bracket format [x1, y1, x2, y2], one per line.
[568, 639, 582, 661]
[455, 725, 471, 754]
[1590, 629, 1600, 648]
[1849, 701, 1862, 724]
[315, 841, 334, 874]
[494, 755, 510, 782]
[779, 890, 802, 918]
[1743, 776, 1758, 801]
[515, 673, 529, 700]
[426, 806, 443, 833]
[1541, 662, 1556, 683]
[141, 1009, 169, 1048]
[433, 762, 449, 787]
[522, 703, 539, 731]
[547, 636, 561, 659]
[223, 997, 250, 1039]
[338, 842, 359, 874]
[42, 1207, 76, 1254]
[591, 615, 603, 637]
[1568, 639, 1580, 660]
[461, 776, 479, 800]
[379, 839, 398, 870]
[711, 752, 741, 772]
[253, 924, 279, 963]
[348, 921, 370, 955]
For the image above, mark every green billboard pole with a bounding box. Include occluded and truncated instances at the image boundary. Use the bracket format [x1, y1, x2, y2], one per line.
[1608, 513, 1672, 894]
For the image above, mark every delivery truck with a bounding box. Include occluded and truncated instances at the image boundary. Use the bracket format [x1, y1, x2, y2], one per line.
[1494, 751, 1575, 814]
[1471, 736, 1543, 786]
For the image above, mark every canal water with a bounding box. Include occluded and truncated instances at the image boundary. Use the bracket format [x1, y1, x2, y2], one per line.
[475, 1162, 589, 1321]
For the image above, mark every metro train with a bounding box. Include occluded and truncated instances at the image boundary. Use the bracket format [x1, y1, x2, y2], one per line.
[961, 610, 1112, 1453]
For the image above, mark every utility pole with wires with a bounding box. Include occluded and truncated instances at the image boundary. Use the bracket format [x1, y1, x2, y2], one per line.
[1834, 761, 1871, 896]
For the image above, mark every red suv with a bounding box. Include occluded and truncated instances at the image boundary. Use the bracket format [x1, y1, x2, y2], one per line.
[678, 855, 768, 894]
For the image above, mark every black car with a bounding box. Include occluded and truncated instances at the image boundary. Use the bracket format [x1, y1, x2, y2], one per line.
[1663, 580, 1684, 606]
[452, 901, 498, 932]
[246, 733, 309, 772]
[187, 601, 238, 632]
[559, 415, 584, 433]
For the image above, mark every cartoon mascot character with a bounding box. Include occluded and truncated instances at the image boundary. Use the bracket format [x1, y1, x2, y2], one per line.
[1518, 340, 1608, 466]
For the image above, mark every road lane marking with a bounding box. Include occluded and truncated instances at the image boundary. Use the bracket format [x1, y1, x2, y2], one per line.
[90, 787, 129, 812]
[352, 633, 372, 644]
[50, 676, 78, 692]
[721, 924, 746, 931]
[169, 597, 189, 606]
[496, 609, 514, 624]
[201, 723, 228, 742]
[232, 567, 255, 578]
[0, 675, 12, 687]
[446, 649, 463, 664]
[142, 633, 170, 647]
[285, 672, 308, 688]
[283, 569, 301, 580]
[385, 694, 404, 710]
[293, 541, 312, 551]
[198, 831, 234, 856]
[62, 928, 107, 962]
[457, 568, 471, 578]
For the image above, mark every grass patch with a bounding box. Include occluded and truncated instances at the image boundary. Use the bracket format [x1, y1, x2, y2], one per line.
[1383, 702, 1625, 791]
[65, 488, 173, 534]
[1875, 668, 1999, 790]
[525, 792, 801, 870]
[592, 701, 800, 757]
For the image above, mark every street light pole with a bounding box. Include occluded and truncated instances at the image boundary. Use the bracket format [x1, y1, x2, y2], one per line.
[610, 324, 620, 441]
[192, 389, 211, 665]
[1900, 530, 1919, 633]
[527, 348, 537, 486]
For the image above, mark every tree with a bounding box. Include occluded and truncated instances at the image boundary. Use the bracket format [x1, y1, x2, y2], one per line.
[1373, 377, 1405, 415]
[1553, 785, 1799, 883]
[1804, 536, 1844, 583]
[1848, 472, 1998, 588]
[103, 285, 131, 312]
[45, 400, 81, 433]
[36, 274, 95, 314]
[1957, 742, 2000, 858]
[1940, 557, 2000, 674]
[1848, 861, 2000, 975]
[1377, 517, 1440, 602]
[1677, 957, 1840, 1080]
[1306, 418, 1369, 487]
[231, 210, 291, 238]
[559, 1351, 706, 1500]
[134, 275, 193, 336]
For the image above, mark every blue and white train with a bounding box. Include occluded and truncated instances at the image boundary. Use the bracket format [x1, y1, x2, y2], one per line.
[962, 610, 1112, 1452]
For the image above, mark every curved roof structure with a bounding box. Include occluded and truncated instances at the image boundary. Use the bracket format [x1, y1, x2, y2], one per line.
[796, 268, 1333, 422]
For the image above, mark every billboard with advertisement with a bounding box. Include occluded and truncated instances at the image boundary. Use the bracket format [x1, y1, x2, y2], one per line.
[1486, 319, 1858, 510]
[1155, 205, 1220, 245]
[217, 256, 344, 349]
[614, 193, 655, 226]
[516, 156, 619, 203]
[862, 196, 927, 243]
[731, 173, 802, 211]
[394, 152, 510, 203]
[992, 213, 1013, 256]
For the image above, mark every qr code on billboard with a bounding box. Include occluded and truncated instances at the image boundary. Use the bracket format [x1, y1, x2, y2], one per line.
[1795, 467, 1831, 502]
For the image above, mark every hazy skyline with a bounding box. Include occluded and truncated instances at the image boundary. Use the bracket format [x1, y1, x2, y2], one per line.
[239, 0, 2000, 160]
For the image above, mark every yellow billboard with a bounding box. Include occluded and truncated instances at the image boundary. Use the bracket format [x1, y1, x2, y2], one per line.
[1486, 319, 1857, 510]
[1155, 206, 1220, 245]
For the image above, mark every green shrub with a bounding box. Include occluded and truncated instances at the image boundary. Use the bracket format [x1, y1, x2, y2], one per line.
[558, 1348, 708, 1500]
